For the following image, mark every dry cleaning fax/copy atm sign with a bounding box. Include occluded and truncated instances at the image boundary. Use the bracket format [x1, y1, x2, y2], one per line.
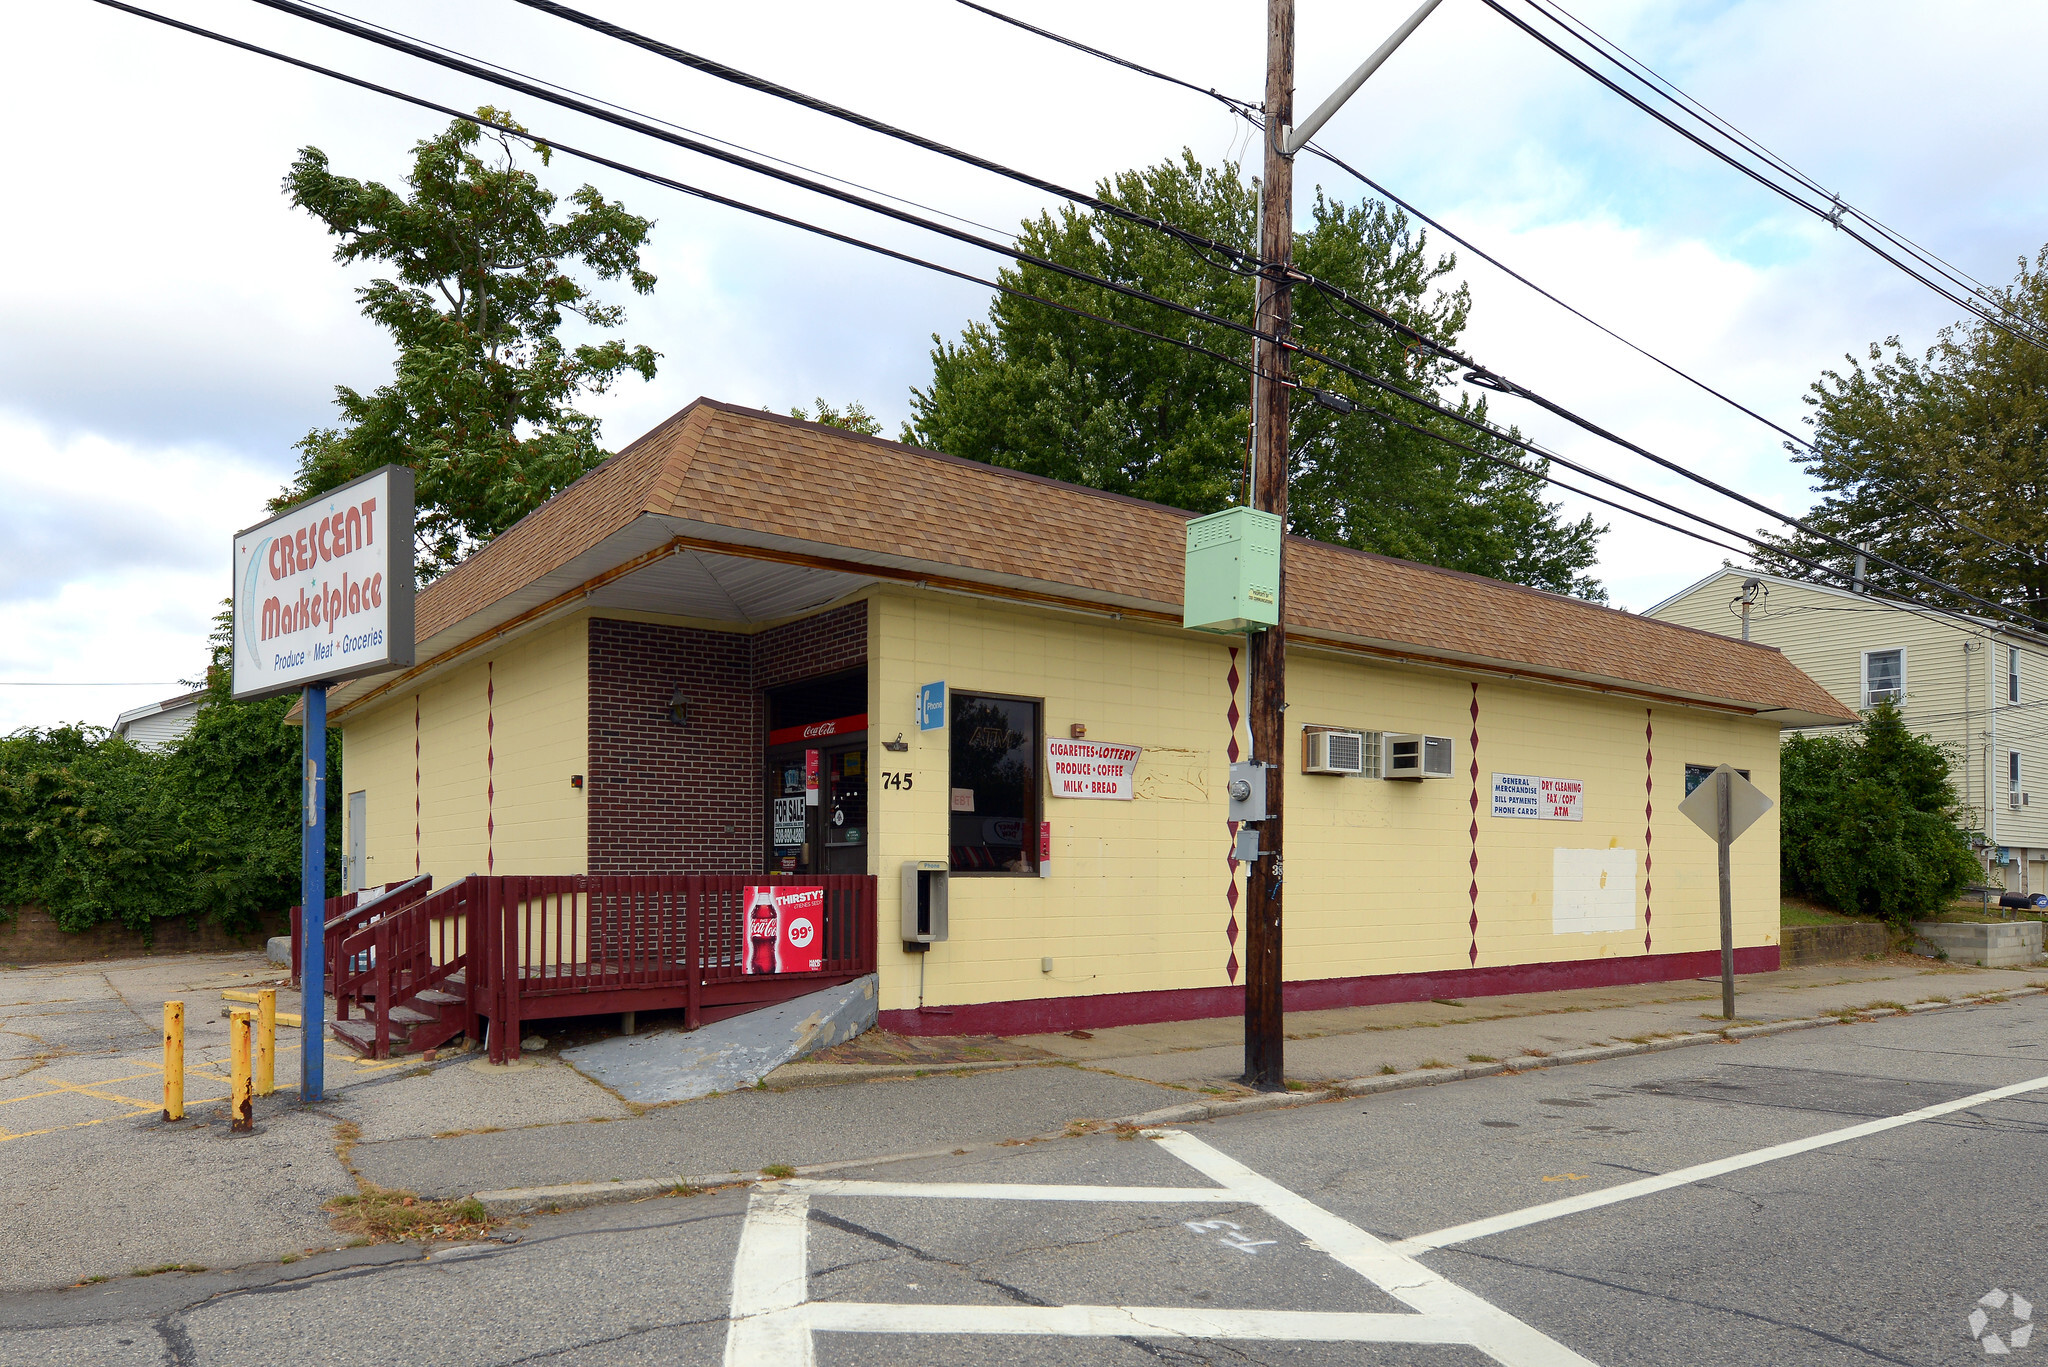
[1491, 772, 1584, 821]
[231, 466, 415, 701]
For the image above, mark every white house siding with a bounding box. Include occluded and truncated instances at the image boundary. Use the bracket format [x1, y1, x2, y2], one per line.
[1648, 569, 2048, 891]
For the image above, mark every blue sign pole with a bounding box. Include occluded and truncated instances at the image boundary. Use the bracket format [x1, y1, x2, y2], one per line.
[300, 683, 328, 1103]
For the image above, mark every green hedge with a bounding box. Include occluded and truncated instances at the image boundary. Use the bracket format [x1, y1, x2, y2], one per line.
[1780, 700, 1978, 926]
[0, 682, 341, 934]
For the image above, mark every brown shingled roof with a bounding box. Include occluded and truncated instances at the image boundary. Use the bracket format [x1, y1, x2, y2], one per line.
[408, 397, 1854, 724]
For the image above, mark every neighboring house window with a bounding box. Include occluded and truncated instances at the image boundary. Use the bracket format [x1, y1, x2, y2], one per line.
[2012, 751, 2023, 808]
[949, 692, 1041, 874]
[2010, 645, 2022, 704]
[1863, 649, 1904, 706]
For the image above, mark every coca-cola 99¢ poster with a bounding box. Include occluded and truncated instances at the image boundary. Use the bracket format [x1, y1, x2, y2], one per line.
[741, 885, 826, 974]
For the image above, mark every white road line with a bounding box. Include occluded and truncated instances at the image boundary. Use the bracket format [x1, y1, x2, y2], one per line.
[1151, 1129, 1598, 1367]
[783, 1179, 1239, 1202]
[1390, 1069, 2048, 1259]
[802, 1302, 1475, 1342]
[722, 1190, 814, 1367]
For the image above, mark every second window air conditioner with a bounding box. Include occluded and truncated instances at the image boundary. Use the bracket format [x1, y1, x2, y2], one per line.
[1384, 733, 1454, 781]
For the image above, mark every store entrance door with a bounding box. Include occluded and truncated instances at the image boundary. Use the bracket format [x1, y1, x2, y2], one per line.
[765, 740, 867, 875]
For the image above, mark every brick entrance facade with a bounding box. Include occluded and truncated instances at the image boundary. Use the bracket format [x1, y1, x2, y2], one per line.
[586, 603, 867, 874]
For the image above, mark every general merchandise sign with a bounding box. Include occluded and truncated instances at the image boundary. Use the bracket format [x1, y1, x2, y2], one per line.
[741, 885, 825, 974]
[1046, 739, 1142, 800]
[231, 466, 414, 701]
[1491, 772, 1584, 821]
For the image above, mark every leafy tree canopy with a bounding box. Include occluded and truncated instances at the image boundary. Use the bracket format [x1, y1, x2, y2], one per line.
[903, 152, 1606, 598]
[1779, 699, 1979, 925]
[283, 109, 659, 580]
[790, 398, 882, 435]
[1759, 244, 2048, 615]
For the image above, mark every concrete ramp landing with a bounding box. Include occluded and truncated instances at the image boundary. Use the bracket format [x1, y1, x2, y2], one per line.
[561, 974, 877, 1105]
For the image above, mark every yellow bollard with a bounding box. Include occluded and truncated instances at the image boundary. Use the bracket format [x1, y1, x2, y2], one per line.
[256, 988, 277, 1097]
[162, 1000, 184, 1122]
[230, 1009, 254, 1133]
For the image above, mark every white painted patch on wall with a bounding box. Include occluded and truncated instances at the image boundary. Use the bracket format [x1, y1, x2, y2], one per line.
[1552, 848, 1637, 934]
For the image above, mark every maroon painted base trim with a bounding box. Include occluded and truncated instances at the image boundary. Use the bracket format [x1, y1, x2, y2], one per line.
[879, 945, 1782, 1037]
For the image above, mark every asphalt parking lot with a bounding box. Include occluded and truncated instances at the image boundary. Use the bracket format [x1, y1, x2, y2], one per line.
[6, 989, 2043, 1365]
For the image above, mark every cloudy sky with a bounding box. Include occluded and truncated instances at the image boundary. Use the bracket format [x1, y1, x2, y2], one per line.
[5, 0, 2045, 732]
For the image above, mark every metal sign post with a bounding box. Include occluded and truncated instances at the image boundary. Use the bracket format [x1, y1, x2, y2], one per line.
[1677, 764, 1774, 1019]
[301, 682, 327, 1102]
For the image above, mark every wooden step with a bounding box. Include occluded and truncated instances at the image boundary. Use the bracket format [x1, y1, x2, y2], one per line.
[413, 988, 466, 1009]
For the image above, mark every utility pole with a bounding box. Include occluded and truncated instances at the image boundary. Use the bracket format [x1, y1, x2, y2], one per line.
[1241, 0, 1443, 1092]
[1243, 0, 1296, 1092]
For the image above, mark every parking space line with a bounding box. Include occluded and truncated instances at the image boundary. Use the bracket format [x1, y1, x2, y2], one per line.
[786, 1179, 1240, 1202]
[1390, 1069, 2048, 1258]
[721, 1130, 1597, 1367]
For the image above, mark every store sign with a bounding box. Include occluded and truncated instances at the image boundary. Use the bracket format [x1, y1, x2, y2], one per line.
[805, 749, 821, 807]
[767, 713, 867, 747]
[772, 796, 806, 846]
[1046, 739, 1143, 800]
[230, 466, 414, 701]
[917, 681, 945, 730]
[741, 885, 825, 974]
[1491, 772, 1584, 821]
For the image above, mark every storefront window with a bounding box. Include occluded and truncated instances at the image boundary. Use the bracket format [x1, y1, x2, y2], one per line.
[949, 692, 1039, 873]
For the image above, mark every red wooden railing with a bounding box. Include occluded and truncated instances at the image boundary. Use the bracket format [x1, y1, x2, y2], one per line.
[304, 873, 878, 1060]
[287, 878, 426, 990]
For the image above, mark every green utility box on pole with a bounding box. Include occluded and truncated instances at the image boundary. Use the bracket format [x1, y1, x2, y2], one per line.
[1182, 505, 1283, 634]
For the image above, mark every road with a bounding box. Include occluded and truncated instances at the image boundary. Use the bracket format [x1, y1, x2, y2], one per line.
[5, 992, 2044, 1366]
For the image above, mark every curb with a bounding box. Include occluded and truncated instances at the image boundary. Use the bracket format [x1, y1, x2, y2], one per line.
[473, 984, 2042, 1217]
[762, 1058, 1051, 1089]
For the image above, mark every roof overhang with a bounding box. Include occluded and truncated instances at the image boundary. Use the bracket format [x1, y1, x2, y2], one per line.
[321, 513, 1834, 728]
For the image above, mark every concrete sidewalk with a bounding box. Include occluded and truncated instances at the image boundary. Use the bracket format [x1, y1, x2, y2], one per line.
[3, 946, 2040, 1292]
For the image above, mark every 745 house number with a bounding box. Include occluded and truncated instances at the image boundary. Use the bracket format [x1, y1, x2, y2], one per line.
[880, 771, 915, 790]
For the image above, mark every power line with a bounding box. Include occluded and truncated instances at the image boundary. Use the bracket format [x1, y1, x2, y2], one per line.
[951, 0, 1259, 119]
[287, 0, 1020, 242]
[94, 1, 2043, 651]
[944, 3, 2048, 576]
[1523, 0, 2015, 318]
[1477, 0, 2048, 355]
[269, 0, 2048, 638]
[0, 681, 186, 686]
[497, 0, 1263, 274]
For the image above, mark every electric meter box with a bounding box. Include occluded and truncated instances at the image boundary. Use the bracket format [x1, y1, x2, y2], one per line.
[901, 861, 950, 945]
[1183, 506, 1282, 634]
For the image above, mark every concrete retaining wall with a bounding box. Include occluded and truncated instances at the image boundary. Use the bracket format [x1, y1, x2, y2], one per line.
[1911, 919, 2044, 968]
[0, 905, 283, 965]
[1782, 922, 1890, 966]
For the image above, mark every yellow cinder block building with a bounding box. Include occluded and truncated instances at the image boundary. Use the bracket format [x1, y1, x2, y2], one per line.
[323, 399, 1853, 1034]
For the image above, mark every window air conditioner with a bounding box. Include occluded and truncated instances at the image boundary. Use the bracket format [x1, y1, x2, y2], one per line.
[1384, 733, 1454, 781]
[1303, 729, 1366, 775]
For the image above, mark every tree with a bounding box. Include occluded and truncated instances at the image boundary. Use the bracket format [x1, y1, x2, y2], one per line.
[284, 109, 660, 580]
[904, 153, 1606, 597]
[790, 398, 882, 435]
[1779, 699, 1979, 925]
[1759, 245, 2048, 614]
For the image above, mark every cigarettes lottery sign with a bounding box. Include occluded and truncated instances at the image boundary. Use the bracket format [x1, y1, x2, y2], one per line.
[1046, 739, 1142, 800]
[231, 466, 415, 701]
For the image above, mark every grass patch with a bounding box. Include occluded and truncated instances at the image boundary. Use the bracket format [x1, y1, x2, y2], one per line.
[1466, 1054, 1498, 1063]
[1419, 1059, 1452, 1070]
[1379, 1064, 1398, 1075]
[1781, 898, 1876, 928]
[759, 1164, 797, 1180]
[1520, 1048, 1549, 1058]
[325, 1187, 495, 1244]
[432, 1126, 504, 1140]
[132, 1263, 205, 1277]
